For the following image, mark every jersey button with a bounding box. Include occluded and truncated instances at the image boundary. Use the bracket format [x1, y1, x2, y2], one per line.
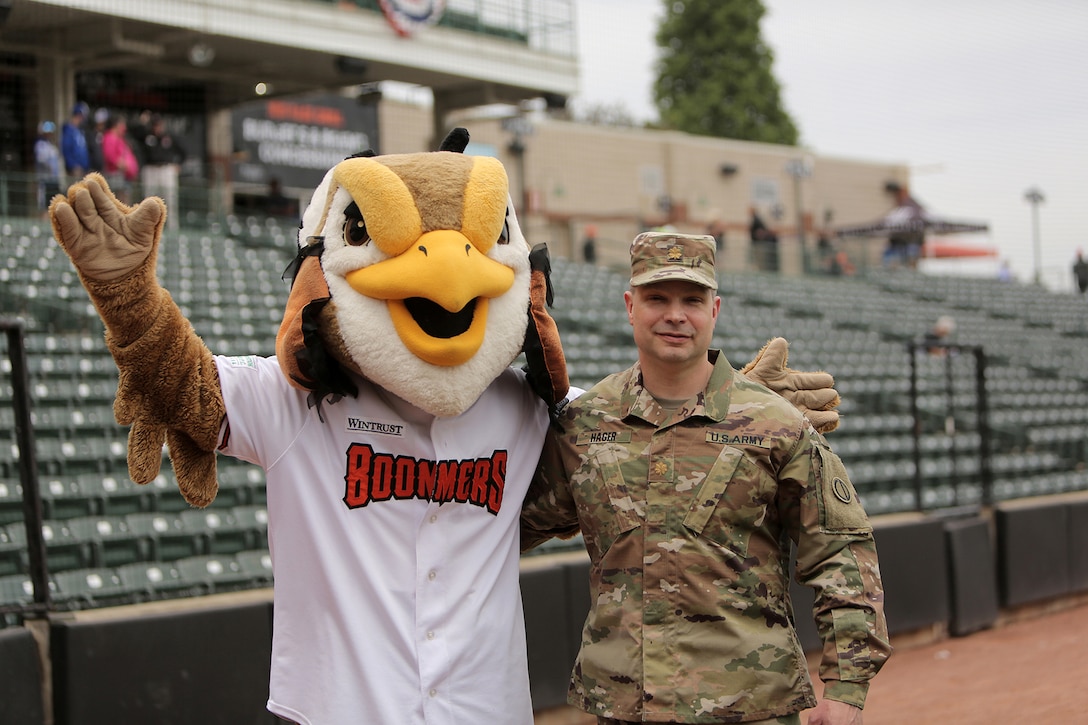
[429, 689, 438, 698]
[426, 630, 435, 640]
[428, 570, 437, 581]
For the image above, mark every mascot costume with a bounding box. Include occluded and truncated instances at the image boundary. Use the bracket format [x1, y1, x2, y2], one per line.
[49, 128, 838, 724]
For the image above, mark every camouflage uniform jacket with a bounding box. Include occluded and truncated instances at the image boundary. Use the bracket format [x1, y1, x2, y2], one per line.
[521, 350, 890, 723]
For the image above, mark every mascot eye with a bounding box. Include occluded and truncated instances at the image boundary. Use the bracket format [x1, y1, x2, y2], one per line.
[496, 220, 510, 246]
[343, 202, 370, 246]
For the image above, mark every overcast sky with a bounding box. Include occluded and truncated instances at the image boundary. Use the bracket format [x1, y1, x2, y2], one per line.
[573, 0, 1088, 289]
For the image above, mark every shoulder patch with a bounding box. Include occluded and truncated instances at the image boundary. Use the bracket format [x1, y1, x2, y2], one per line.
[814, 443, 872, 534]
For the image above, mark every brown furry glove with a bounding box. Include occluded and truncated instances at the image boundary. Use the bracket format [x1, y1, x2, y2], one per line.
[741, 337, 840, 433]
[523, 244, 569, 408]
[49, 174, 225, 507]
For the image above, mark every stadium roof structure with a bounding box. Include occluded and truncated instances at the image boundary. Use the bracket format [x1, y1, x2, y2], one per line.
[2, 0, 578, 115]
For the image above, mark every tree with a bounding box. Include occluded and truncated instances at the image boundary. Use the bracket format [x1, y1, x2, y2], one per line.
[653, 0, 799, 145]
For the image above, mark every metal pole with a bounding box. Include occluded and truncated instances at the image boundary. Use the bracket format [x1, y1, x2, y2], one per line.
[945, 350, 958, 507]
[908, 342, 922, 511]
[786, 159, 812, 268]
[974, 347, 993, 507]
[1024, 187, 1045, 286]
[2, 319, 51, 611]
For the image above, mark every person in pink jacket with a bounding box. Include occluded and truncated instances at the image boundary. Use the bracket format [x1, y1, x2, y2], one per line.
[101, 114, 139, 203]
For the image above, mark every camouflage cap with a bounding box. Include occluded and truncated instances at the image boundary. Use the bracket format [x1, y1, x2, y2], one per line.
[629, 232, 718, 290]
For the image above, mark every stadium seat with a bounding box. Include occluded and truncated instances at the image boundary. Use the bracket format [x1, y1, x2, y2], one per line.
[235, 548, 273, 586]
[115, 561, 201, 601]
[40, 475, 103, 520]
[174, 554, 252, 594]
[5, 520, 94, 573]
[0, 524, 24, 576]
[0, 573, 38, 607]
[179, 509, 254, 555]
[231, 505, 269, 544]
[0, 478, 23, 526]
[125, 512, 205, 562]
[80, 473, 151, 516]
[66, 515, 152, 568]
[52, 567, 135, 608]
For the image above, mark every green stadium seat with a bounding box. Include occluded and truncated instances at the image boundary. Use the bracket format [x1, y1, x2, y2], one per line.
[115, 561, 200, 601]
[0, 573, 39, 607]
[174, 554, 252, 594]
[0, 478, 23, 526]
[39, 476, 97, 519]
[231, 505, 269, 543]
[234, 548, 273, 586]
[124, 512, 204, 562]
[53, 567, 135, 608]
[80, 473, 151, 516]
[4, 520, 94, 573]
[179, 509, 253, 555]
[146, 471, 194, 513]
[0, 524, 24, 576]
[66, 515, 152, 568]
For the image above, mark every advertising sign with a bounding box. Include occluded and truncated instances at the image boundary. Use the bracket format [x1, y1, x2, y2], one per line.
[232, 93, 379, 189]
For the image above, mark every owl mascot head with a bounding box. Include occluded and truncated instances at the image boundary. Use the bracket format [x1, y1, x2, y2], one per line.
[276, 127, 565, 420]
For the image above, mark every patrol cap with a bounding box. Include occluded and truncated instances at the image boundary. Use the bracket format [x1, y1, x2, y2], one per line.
[629, 232, 718, 291]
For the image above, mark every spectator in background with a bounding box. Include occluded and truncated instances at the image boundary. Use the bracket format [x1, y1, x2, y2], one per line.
[749, 207, 779, 271]
[264, 177, 294, 218]
[86, 107, 109, 173]
[997, 260, 1013, 283]
[101, 114, 138, 204]
[136, 113, 186, 229]
[1073, 250, 1088, 294]
[34, 121, 62, 215]
[582, 224, 598, 264]
[924, 315, 956, 356]
[61, 102, 91, 179]
[705, 217, 725, 254]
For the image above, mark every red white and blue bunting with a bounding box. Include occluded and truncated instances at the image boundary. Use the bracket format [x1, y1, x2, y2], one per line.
[379, 0, 447, 37]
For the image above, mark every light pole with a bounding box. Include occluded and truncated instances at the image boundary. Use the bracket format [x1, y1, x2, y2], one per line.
[785, 157, 813, 267]
[1024, 187, 1045, 285]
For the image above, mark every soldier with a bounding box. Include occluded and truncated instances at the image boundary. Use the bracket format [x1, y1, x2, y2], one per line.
[521, 232, 891, 725]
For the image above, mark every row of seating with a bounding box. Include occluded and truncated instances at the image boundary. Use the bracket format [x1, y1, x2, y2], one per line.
[0, 505, 268, 578]
[0, 548, 272, 610]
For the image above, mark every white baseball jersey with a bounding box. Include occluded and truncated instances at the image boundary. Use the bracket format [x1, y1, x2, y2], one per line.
[216, 354, 549, 725]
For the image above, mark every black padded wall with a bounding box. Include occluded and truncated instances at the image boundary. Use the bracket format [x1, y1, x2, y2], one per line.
[0, 626, 45, 725]
[50, 599, 275, 725]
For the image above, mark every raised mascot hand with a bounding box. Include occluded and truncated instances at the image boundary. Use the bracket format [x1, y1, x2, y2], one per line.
[49, 173, 164, 284]
[741, 337, 840, 433]
[49, 174, 225, 507]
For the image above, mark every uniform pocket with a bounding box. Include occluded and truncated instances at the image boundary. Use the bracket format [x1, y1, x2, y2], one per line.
[576, 447, 642, 557]
[682, 446, 767, 558]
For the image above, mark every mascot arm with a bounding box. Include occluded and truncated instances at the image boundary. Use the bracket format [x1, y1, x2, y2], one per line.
[741, 338, 840, 433]
[49, 174, 225, 507]
[523, 244, 569, 408]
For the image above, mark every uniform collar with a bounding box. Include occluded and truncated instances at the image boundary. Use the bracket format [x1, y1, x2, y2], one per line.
[619, 349, 734, 424]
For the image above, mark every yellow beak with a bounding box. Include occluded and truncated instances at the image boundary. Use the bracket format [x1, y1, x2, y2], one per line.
[345, 230, 515, 366]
